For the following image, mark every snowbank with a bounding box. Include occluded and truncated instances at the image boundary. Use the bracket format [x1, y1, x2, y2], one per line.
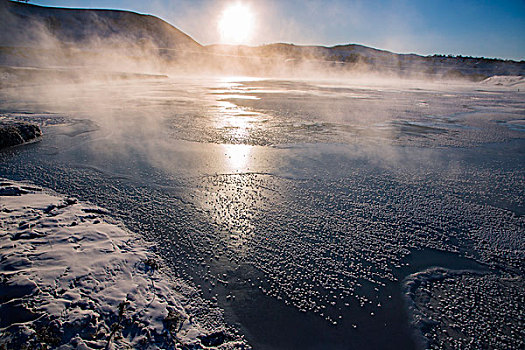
[480, 75, 525, 88]
[0, 179, 247, 349]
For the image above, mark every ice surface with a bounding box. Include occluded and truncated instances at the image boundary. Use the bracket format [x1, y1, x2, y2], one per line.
[403, 268, 524, 349]
[0, 180, 247, 349]
[0, 75, 524, 349]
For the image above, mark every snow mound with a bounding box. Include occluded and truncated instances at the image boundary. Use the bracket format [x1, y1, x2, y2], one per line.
[481, 75, 525, 88]
[0, 180, 247, 349]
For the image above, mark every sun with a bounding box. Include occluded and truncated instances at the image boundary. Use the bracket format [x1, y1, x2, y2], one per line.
[218, 3, 255, 45]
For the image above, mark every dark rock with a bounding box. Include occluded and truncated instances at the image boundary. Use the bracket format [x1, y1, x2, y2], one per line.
[198, 331, 230, 347]
[0, 122, 42, 149]
[0, 186, 29, 196]
[81, 208, 109, 215]
[144, 258, 160, 271]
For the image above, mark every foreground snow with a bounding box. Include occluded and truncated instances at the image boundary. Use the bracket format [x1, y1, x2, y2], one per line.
[0, 179, 247, 349]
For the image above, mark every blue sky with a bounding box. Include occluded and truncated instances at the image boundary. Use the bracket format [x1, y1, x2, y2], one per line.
[28, 0, 525, 60]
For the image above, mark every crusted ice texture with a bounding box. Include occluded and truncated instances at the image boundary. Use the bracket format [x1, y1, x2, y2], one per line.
[0, 180, 247, 349]
[403, 267, 524, 349]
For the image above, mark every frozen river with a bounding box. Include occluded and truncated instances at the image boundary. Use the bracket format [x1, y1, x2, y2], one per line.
[1, 76, 524, 349]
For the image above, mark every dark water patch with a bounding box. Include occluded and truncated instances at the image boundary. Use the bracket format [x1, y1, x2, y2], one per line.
[397, 248, 489, 279]
[206, 264, 417, 350]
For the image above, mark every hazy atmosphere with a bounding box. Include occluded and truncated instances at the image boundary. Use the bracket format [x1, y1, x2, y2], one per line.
[1, 0, 524, 349]
[30, 0, 525, 60]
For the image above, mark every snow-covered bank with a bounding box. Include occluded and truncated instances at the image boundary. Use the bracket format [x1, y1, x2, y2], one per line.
[0, 180, 247, 349]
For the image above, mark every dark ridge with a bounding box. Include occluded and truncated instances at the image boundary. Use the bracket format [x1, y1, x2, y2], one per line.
[0, 0, 201, 50]
[205, 42, 525, 78]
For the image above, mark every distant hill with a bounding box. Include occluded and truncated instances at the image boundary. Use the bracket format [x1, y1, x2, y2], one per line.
[206, 43, 525, 79]
[0, 0, 200, 51]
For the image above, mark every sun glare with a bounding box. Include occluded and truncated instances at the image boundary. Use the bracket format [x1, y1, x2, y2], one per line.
[218, 3, 255, 44]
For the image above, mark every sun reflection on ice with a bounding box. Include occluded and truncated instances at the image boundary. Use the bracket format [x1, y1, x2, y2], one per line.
[213, 100, 260, 142]
[210, 78, 264, 145]
[222, 143, 253, 173]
